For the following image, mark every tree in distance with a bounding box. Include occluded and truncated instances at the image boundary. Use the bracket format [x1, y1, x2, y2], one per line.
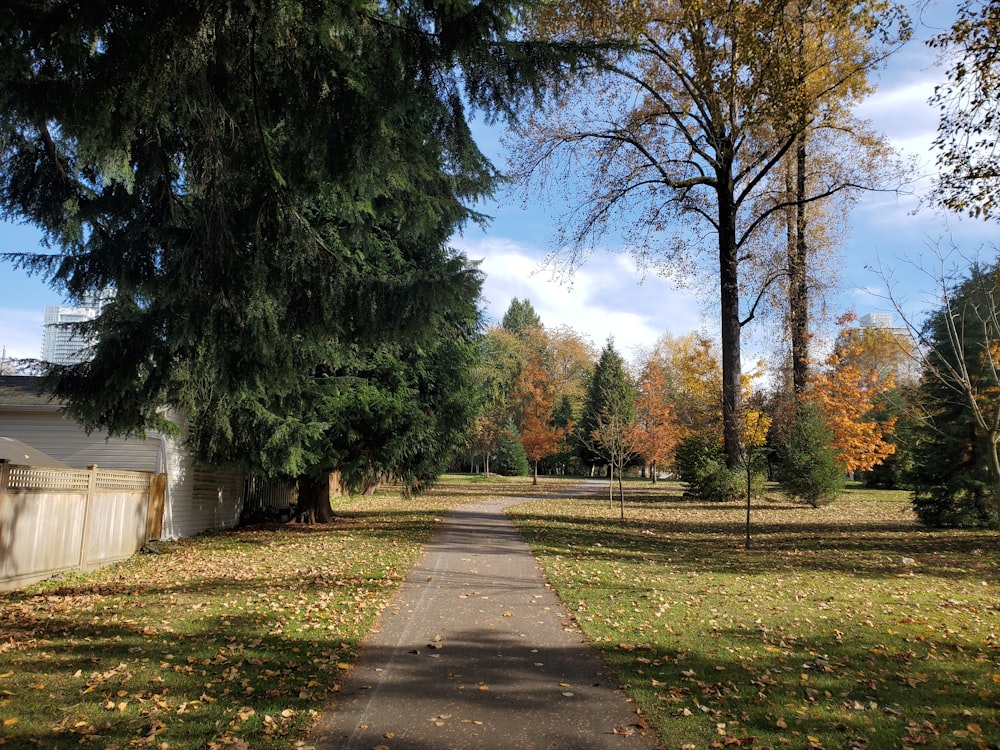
[509, 0, 910, 469]
[514, 355, 567, 484]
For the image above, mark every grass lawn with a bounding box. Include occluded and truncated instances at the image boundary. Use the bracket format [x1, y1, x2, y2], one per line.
[0, 476, 554, 750]
[1, 474, 996, 749]
[508, 479, 1000, 750]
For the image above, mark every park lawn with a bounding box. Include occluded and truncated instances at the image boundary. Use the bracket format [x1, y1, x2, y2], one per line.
[2, 474, 995, 749]
[0, 476, 556, 750]
[507, 480, 1000, 750]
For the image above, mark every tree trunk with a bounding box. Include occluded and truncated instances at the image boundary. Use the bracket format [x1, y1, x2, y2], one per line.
[618, 464, 625, 520]
[718, 176, 745, 469]
[988, 433, 1000, 521]
[789, 133, 809, 396]
[532, 459, 538, 485]
[299, 473, 333, 523]
[608, 463, 614, 507]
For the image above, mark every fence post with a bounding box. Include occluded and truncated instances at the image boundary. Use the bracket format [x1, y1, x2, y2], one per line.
[79, 464, 98, 568]
[0, 459, 8, 508]
[146, 473, 166, 542]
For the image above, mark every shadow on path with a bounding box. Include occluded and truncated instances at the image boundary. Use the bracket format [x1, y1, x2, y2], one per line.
[307, 482, 661, 749]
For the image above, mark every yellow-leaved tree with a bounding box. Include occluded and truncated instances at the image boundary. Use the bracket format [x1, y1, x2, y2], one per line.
[511, 0, 910, 469]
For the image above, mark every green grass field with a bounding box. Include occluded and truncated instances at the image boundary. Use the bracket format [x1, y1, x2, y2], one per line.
[508, 479, 999, 749]
[0, 475, 996, 749]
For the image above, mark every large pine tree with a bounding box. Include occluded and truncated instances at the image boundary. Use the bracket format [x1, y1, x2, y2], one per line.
[910, 262, 1000, 528]
[0, 0, 589, 487]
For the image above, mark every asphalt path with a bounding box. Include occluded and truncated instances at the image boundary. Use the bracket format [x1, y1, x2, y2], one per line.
[306, 481, 663, 750]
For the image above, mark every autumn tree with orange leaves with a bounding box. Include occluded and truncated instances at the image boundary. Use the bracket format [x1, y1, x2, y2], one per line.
[515, 355, 567, 484]
[634, 359, 680, 483]
[807, 315, 897, 473]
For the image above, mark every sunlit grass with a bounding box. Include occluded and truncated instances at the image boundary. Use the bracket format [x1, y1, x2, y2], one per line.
[508, 480, 1000, 749]
[2, 475, 996, 749]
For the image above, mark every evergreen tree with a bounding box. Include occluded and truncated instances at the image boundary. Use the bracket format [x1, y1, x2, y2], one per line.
[316, 334, 479, 495]
[577, 341, 634, 471]
[910, 263, 1000, 528]
[0, 0, 592, 492]
[774, 403, 845, 507]
[501, 298, 543, 336]
[495, 424, 531, 476]
[541, 394, 578, 475]
[862, 387, 917, 490]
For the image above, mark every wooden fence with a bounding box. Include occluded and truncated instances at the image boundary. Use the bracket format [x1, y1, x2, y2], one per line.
[0, 460, 165, 591]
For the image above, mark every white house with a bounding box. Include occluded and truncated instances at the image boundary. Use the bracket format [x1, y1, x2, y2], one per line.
[0, 376, 245, 539]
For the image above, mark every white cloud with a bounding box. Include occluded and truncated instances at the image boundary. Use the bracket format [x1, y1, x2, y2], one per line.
[455, 235, 707, 363]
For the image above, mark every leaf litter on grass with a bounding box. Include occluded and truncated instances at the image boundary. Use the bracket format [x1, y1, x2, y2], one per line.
[4, 475, 994, 749]
[508, 482, 1000, 750]
[0, 488, 490, 750]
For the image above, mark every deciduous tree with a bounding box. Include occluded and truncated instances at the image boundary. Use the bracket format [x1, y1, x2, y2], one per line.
[515, 355, 567, 484]
[511, 0, 908, 468]
[807, 315, 898, 473]
[929, 0, 1000, 220]
[633, 358, 680, 482]
[650, 333, 724, 442]
[468, 326, 529, 473]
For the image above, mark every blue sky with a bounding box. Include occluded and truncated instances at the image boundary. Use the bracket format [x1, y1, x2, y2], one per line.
[2, 2, 996, 366]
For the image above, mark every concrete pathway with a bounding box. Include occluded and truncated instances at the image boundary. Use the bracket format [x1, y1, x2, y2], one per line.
[306, 482, 662, 750]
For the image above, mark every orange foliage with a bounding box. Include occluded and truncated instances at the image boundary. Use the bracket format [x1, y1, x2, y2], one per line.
[515, 356, 567, 464]
[808, 318, 897, 472]
[634, 359, 680, 469]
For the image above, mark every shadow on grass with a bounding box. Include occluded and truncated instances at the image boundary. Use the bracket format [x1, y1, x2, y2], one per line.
[593, 628, 999, 748]
[0, 607, 360, 749]
[508, 498, 999, 584]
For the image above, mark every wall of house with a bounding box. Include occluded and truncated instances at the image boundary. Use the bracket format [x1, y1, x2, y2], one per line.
[0, 407, 244, 541]
[158, 426, 244, 540]
[0, 409, 163, 472]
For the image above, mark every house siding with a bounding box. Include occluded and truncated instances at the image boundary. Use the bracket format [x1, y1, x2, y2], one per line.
[0, 410, 163, 472]
[158, 429, 243, 540]
[0, 392, 245, 541]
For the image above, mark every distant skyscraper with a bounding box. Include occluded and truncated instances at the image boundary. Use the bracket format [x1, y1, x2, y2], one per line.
[860, 312, 894, 329]
[40, 291, 113, 365]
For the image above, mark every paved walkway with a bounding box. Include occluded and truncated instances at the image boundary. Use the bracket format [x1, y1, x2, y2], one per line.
[306, 482, 662, 750]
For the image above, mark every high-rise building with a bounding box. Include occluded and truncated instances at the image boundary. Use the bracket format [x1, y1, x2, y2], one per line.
[857, 311, 921, 385]
[860, 312, 895, 329]
[40, 291, 112, 365]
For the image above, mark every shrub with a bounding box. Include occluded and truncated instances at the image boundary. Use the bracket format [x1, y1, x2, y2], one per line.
[911, 476, 999, 528]
[774, 403, 844, 507]
[495, 427, 530, 476]
[674, 435, 744, 502]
